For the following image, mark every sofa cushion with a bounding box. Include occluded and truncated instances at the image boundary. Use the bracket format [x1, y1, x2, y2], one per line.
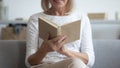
[92, 24, 120, 39]
[93, 40, 120, 68]
[0, 40, 120, 68]
[0, 40, 26, 68]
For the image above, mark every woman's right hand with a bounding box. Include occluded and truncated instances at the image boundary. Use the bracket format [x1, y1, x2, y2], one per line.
[40, 35, 67, 53]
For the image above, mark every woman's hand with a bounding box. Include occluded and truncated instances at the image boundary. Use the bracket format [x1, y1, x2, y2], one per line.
[40, 35, 67, 53]
[28, 35, 67, 65]
[57, 46, 68, 55]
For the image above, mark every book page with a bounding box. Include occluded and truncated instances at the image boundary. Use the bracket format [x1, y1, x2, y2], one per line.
[61, 20, 81, 43]
[39, 18, 58, 40]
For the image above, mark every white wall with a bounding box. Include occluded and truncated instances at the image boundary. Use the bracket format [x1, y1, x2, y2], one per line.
[75, 0, 120, 20]
[4, 0, 42, 20]
[3, 0, 120, 20]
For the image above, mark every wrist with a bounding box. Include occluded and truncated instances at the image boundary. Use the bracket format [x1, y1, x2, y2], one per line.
[57, 46, 71, 55]
[62, 49, 70, 56]
[40, 44, 49, 53]
[36, 47, 48, 55]
[64, 50, 75, 58]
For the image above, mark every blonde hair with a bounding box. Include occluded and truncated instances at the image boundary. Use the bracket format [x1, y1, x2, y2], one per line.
[41, 0, 73, 13]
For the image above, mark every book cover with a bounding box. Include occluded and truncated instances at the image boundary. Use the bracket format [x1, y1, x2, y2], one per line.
[39, 17, 81, 44]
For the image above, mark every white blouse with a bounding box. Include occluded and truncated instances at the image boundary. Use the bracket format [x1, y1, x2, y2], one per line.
[25, 12, 95, 67]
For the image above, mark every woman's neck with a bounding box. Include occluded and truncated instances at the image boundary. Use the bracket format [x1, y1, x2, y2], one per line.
[45, 7, 67, 16]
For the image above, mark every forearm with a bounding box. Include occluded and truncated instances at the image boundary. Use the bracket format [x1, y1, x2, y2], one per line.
[64, 50, 88, 64]
[28, 46, 48, 66]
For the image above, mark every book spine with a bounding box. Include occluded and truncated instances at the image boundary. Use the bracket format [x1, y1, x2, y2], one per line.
[57, 26, 61, 36]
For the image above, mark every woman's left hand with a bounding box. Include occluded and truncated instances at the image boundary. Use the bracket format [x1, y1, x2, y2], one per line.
[57, 46, 68, 55]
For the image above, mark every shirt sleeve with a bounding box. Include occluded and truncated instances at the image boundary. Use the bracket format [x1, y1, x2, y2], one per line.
[80, 14, 95, 67]
[25, 16, 39, 67]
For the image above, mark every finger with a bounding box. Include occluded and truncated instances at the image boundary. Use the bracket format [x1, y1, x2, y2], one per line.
[58, 35, 67, 43]
[61, 41, 65, 46]
[57, 40, 66, 48]
[52, 35, 63, 42]
[54, 35, 67, 47]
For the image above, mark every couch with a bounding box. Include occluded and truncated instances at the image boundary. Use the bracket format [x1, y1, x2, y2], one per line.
[92, 40, 120, 68]
[0, 40, 120, 68]
[92, 23, 120, 39]
[0, 40, 26, 68]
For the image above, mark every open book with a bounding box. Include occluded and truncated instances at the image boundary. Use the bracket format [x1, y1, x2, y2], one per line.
[39, 17, 81, 44]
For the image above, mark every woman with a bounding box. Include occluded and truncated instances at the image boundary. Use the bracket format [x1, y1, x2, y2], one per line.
[25, 0, 95, 68]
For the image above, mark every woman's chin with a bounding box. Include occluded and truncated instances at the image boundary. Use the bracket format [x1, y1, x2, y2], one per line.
[53, 4, 65, 9]
[56, 5, 64, 8]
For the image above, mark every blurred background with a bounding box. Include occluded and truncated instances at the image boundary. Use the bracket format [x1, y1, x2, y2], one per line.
[0, 0, 120, 40]
[1, 0, 120, 20]
[0, 0, 120, 68]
